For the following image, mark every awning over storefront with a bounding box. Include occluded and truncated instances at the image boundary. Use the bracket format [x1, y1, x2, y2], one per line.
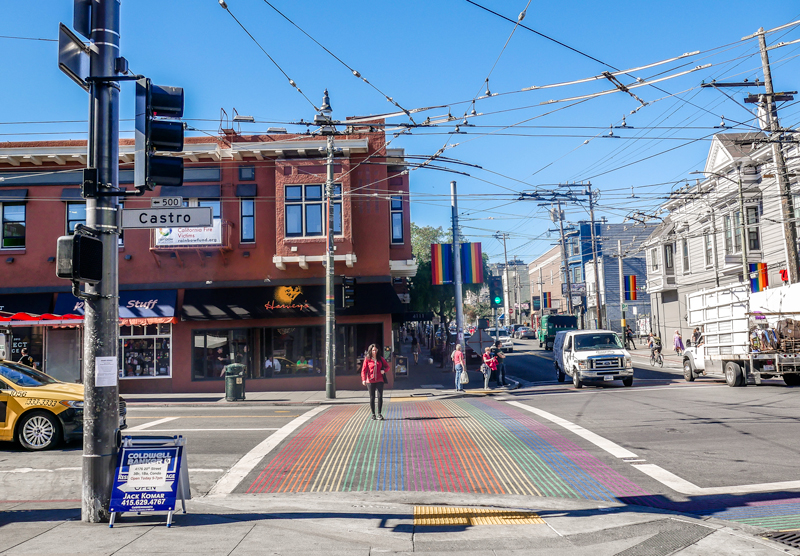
[181, 283, 404, 321]
[54, 290, 178, 324]
[0, 293, 53, 315]
[0, 312, 83, 326]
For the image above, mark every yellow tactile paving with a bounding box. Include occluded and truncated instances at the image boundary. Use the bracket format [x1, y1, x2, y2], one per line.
[414, 506, 545, 526]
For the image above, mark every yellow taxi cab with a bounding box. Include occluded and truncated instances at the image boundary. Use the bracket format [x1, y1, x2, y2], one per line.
[0, 359, 127, 451]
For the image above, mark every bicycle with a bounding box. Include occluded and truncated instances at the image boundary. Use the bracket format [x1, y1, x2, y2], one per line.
[650, 347, 663, 367]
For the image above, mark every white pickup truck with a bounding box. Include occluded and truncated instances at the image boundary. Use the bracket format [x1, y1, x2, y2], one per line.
[683, 282, 800, 387]
[553, 330, 634, 388]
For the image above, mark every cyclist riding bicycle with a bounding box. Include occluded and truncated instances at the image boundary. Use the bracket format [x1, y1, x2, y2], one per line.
[647, 333, 662, 358]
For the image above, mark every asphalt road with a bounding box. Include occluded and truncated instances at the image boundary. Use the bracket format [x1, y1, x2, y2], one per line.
[2, 339, 800, 533]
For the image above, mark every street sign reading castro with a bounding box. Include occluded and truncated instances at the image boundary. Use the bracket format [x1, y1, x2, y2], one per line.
[122, 206, 212, 229]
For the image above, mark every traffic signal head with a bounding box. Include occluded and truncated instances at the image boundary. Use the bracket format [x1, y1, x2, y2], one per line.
[135, 78, 184, 191]
[342, 276, 356, 308]
[56, 230, 103, 284]
[490, 276, 503, 308]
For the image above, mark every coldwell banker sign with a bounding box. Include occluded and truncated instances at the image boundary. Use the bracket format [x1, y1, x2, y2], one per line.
[109, 446, 183, 513]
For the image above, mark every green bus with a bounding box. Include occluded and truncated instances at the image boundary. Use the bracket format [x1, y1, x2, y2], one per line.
[538, 315, 579, 350]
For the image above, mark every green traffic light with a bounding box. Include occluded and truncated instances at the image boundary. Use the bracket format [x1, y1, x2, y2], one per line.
[494, 296, 502, 304]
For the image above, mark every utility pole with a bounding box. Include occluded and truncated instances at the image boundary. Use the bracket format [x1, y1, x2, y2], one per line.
[317, 90, 337, 399]
[451, 181, 465, 348]
[618, 240, 625, 334]
[82, 0, 121, 524]
[538, 267, 544, 328]
[736, 167, 750, 287]
[757, 27, 799, 283]
[555, 201, 573, 317]
[494, 232, 511, 328]
[586, 183, 603, 329]
[513, 261, 522, 325]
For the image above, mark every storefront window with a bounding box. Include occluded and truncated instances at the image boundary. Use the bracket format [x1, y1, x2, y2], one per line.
[192, 328, 252, 380]
[193, 323, 383, 380]
[119, 324, 171, 379]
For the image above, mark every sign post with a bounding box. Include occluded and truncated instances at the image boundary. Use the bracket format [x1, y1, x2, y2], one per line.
[122, 207, 212, 229]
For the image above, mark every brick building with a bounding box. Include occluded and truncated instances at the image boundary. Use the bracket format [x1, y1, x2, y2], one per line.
[0, 127, 416, 393]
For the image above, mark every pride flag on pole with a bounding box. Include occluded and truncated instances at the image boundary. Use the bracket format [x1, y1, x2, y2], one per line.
[431, 243, 453, 285]
[624, 275, 637, 301]
[749, 262, 768, 292]
[460, 243, 484, 284]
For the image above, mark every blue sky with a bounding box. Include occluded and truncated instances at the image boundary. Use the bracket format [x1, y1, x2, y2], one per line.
[3, 1, 800, 264]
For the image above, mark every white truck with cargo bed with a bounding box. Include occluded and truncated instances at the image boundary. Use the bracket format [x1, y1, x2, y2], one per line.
[682, 282, 800, 387]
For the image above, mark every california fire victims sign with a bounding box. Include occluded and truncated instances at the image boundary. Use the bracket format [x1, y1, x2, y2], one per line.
[110, 446, 183, 513]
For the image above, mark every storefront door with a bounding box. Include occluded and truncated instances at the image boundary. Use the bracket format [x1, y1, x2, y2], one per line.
[46, 329, 81, 383]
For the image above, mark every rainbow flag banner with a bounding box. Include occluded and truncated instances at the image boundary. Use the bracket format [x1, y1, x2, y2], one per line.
[460, 243, 484, 284]
[431, 243, 453, 285]
[750, 262, 768, 292]
[624, 275, 637, 301]
[542, 292, 552, 308]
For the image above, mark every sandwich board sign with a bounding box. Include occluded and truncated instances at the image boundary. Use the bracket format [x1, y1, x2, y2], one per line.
[109, 435, 191, 527]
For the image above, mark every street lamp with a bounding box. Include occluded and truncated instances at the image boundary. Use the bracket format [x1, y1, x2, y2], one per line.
[689, 167, 752, 288]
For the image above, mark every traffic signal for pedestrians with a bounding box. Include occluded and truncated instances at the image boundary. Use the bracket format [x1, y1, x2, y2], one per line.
[135, 78, 184, 190]
[342, 276, 356, 308]
[490, 276, 503, 308]
[56, 228, 103, 284]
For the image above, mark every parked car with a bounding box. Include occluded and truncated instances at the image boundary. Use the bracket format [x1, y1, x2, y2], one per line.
[0, 359, 127, 451]
[553, 330, 633, 388]
[515, 326, 535, 339]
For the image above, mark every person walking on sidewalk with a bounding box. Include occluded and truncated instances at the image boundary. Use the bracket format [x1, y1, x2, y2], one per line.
[625, 326, 636, 350]
[361, 344, 389, 420]
[451, 344, 466, 392]
[673, 330, 684, 356]
[482, 347, 497, 390]
[411, 334, 420, 364]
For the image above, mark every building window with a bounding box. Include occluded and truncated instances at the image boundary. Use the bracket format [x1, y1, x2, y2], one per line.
[681, 238, 689, 274]
[390, 195, 403, 243]
[723, 211, 742, 254]
[746, 206, 760, 250]
[1, 203, 25, 248]
[573, 266, 582, 283]
[118, 324, 171, 379]
[66, 202, 86, 234]
[704, 232, 714, 267]
[332, 185, 342, 235]
[664, 243, 674, 270]
[239, 166, 255, 181]
[650, 248, 659, 271]
[571, 238, 580, 256]
[285, 184, 323, 237]
[241, 199, 255, 243]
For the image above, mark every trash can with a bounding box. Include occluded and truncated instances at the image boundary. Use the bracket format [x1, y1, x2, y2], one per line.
[224, 363, 246, 401]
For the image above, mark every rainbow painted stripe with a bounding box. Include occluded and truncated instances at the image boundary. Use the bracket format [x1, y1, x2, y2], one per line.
[624, 275, 637, 301]
[750, 262, 768, 293]
[245, 398, 650, 502]
[431, 243, 453, 285]
[460, 243, 484, 284]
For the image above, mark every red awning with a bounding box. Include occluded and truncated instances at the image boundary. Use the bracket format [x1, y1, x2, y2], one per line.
[0, 312, 176, 327]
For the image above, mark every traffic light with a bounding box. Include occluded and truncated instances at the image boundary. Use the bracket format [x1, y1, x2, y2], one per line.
[342, 276, 356, 308]
[56, 228, 103, 284]
[490, 276, 504, 308]
[135, 78, 184, 190]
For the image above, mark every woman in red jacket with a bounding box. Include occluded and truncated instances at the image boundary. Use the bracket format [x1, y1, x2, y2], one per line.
[361, 344, 389, 420]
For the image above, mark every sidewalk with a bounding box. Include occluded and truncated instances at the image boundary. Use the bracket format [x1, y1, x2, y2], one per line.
[1, 492, 792, 555]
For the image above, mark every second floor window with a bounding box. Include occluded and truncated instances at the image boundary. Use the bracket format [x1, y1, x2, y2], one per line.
[681, 238, 689, 273]
[746, 206, 761, 250]
[573, 266, 582, 283]
[724, 211, 742, 254]
[390, 195, 403, 243]
[704, 232, 714, 267]
[664, 243, 674, 270]
[67, 202, 86, 234]
[650, 248, 659, 271]
[1, 203, 25, 248]
[285, 184, 341, 238]
[241, 199, 255, 243]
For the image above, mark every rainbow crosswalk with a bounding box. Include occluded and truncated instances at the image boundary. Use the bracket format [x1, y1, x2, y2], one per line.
[245, 398, 650, 502]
